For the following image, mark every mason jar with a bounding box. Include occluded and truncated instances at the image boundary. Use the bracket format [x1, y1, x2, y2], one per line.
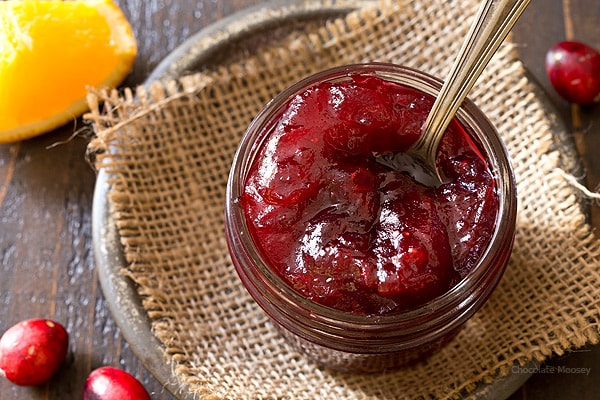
[225, 63, 517, 373]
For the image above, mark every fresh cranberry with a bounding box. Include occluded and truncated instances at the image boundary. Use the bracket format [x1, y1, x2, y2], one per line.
[83, 366, 151, 400]
[0, 318, 69, 386]
[241, 74, 499, 315]
[546, 40, 600, 105]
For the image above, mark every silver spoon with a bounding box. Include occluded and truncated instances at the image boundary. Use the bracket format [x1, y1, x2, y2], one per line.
[382, 0, 531, 186]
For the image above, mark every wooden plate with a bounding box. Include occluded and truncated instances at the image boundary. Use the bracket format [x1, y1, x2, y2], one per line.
[92, 1, 581, 398]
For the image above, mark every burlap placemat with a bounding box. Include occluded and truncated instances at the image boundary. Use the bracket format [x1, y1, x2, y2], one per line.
[85, 0, 600, 398]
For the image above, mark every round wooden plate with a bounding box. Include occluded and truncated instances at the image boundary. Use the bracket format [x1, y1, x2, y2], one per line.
[92, 1, 581, 398]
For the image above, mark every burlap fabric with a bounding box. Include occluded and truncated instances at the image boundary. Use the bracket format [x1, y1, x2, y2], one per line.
[85, 0, 600, 398]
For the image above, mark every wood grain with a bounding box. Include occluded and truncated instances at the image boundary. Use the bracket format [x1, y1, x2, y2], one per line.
[0, 1, 598, 399]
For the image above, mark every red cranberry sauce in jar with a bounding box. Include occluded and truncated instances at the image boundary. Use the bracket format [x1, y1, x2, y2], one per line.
[240, 73, 499, 315]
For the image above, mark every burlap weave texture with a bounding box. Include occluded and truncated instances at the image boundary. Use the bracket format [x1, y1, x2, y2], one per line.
[86, 0, 600, 399]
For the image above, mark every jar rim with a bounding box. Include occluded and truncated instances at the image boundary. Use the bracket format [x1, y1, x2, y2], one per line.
[225, 62, 517, 333]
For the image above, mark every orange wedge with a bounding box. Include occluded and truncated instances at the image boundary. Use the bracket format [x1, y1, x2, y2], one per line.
[0, 0, 137, 143]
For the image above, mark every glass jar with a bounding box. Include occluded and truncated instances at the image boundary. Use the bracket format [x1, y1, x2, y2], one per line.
[225, 63, 517, 373]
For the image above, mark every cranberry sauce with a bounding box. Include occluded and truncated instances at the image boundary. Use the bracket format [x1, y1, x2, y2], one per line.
[240, 73, 499, 315]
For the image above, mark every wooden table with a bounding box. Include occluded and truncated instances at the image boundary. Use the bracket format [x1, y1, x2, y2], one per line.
[0, 1, 598, 398]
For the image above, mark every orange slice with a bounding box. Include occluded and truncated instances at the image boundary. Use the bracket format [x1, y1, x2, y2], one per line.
[0, 0, 137, 143]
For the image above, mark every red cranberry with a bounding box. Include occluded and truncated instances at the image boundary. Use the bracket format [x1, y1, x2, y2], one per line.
[0, 318, 69, 386]
[545, 40, 600, 105]
[83, 366, 151, 400]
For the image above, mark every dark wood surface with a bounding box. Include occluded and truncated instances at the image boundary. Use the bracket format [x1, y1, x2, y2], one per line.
[0, 1, 598, 398]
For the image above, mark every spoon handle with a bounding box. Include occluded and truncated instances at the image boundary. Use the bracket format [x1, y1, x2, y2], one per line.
[412, 0, 532, 170]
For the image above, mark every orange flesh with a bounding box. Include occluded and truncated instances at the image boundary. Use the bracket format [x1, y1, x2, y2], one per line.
[0, 0, 137, 142]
